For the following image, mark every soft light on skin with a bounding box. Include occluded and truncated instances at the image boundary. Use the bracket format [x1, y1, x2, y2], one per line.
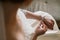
[2, 2, 21, 40]
[2, 0, 33, 40]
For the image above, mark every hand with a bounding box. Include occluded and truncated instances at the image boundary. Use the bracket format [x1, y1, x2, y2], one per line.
[42, 17, 54, 30]
[34, 21, 47, 37]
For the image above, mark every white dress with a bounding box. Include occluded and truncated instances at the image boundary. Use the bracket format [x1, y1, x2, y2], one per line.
[17, 9, 35, 40]
[17, 8, 59, 40]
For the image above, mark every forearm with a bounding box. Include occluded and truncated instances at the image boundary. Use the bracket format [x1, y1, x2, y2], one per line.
[25, 11, 42, 21]
[32, 34, 37, 40]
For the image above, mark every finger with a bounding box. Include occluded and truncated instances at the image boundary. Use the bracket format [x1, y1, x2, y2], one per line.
[41, 21, 47, 28]
[40, 24, 47, 32]
[50, 19, 54, 26]
[41, 23, 47, 31]
[45, 19, 54, 30]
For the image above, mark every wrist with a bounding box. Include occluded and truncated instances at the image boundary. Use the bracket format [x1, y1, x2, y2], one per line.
[32, 34, 38, 40]
[38, 16, 43, 21]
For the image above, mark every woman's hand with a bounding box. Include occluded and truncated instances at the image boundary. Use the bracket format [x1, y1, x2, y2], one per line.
[32, 21, 47, 40]
[35, 21, 47, 36]
[42, 17, 54, 30]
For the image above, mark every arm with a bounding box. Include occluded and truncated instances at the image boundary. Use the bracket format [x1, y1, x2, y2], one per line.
[32, 35, 37, 40]
[24, 11, 42, 21]
[25, 11, 54, 30]
[32, 11, 54, 30]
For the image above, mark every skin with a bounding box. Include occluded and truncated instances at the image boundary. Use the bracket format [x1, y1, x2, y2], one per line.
[32, 20, 47, 40]
[42, 17, 54, 30]
[25, 11, 54, 30]
[25, 11, 42, 20]
[2, 2, 22, 40]
[2, 0, 54, 40]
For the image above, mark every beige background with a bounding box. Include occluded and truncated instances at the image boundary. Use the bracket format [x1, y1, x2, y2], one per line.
[22, 0, 60, 20]
[0, 2, 6, 40]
